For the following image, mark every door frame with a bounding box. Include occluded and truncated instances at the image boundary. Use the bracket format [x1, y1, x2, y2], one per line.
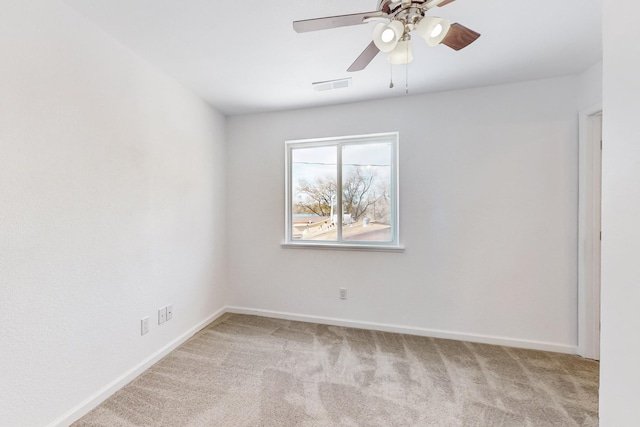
[578, 104, 602, 360]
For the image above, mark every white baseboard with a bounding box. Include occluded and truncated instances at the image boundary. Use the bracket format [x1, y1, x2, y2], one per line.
[49, 306, 227, 427]
[226, 306, 577, 355]
[50, 305, 576, 426]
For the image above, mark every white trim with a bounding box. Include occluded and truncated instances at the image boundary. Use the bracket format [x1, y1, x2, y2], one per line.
[50, 304, 579, 426]
[284, 132, 401, 249]
[578, 103, 602, 360]
[48, 307, 227, 427]
[226, 306, 577, 355]
[281, 242, 405, 252]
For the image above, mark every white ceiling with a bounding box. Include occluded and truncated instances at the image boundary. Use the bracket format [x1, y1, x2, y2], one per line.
[61, 0, 602, 116]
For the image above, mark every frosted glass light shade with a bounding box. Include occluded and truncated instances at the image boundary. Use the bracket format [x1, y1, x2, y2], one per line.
[388, 40, 413, 64]
[415, 16, 451, 47]
[373, 20, 405, 52]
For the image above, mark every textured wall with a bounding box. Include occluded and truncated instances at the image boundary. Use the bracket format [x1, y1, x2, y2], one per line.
[0, 1, 227, 425]
[227, 76, 580, 352]
[599, 0, 640, 423]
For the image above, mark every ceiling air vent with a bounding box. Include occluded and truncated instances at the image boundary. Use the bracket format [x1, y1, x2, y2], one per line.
[312, 78, 352, 92]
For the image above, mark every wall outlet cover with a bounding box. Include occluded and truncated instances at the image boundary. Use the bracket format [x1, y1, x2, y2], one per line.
[158, 307, 167, 324]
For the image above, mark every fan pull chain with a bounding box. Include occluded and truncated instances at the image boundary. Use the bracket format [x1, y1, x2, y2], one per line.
[389, 63, 394, 89]
[405, 63, 409, 95]
[405, 42, 409, 95]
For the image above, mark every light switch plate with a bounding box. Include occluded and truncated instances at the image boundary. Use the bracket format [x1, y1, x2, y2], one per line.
[141, 317, 149, 335]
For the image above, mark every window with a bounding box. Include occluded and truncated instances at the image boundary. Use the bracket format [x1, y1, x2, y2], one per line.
[284, 132, 400, 250]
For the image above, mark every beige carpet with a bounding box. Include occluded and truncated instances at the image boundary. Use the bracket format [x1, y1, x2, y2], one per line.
[74, 313, 599, 426]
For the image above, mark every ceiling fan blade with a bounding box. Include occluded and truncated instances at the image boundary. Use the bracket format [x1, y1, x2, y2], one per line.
[441, 23, 481, 51]
[293, 11, 385, 33]
[347, 41, 380, 72]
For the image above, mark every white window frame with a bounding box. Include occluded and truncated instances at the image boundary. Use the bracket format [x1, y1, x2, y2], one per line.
[283, 132, 402, 252]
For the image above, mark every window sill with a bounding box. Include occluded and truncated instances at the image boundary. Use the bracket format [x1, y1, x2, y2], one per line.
[281, 242, 405, 253]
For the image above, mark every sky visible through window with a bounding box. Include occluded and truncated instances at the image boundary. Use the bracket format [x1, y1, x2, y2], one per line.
[292, 142, 392, 194]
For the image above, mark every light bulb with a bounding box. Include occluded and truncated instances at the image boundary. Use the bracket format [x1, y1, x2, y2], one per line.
[430, 24, 443, 38]
[381, 28, 395, 43]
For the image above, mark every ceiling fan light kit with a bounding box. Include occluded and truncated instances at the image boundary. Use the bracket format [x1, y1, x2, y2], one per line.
[293, 0, 480, 73]
[373, 20, 405, 52]
[388, 39, 413, 65]
[416, 16, 451, 47]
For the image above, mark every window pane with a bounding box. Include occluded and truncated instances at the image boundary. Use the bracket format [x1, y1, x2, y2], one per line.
[341, 142, 393, 242]
[291, 146, 338, 241]
[286, 132, 399, 248]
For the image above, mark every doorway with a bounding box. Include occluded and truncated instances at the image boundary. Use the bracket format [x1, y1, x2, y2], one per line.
[578, 106, 602, 360]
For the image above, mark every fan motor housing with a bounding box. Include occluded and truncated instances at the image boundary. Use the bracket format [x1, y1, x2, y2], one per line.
[378, 0, 430, 25]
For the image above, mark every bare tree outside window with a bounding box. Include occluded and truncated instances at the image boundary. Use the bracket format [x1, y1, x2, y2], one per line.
[294, 176, 336, 216]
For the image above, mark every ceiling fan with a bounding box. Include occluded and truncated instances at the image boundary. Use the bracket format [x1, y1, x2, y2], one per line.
[293, 0, 480, 72]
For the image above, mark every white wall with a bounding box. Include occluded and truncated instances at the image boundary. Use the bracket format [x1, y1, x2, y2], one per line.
[599, 0, 640, 423]
[227, 76, 580, 352]
[0, 1, 227, 425]
[578, 61, 603, 110]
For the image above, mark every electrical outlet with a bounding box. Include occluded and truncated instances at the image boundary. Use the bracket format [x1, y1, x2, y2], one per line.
[158, 307, 167, 324]
[340, 288, 347, 300]
[166, 304, 173, 321]
[141, 317, 149, 335]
